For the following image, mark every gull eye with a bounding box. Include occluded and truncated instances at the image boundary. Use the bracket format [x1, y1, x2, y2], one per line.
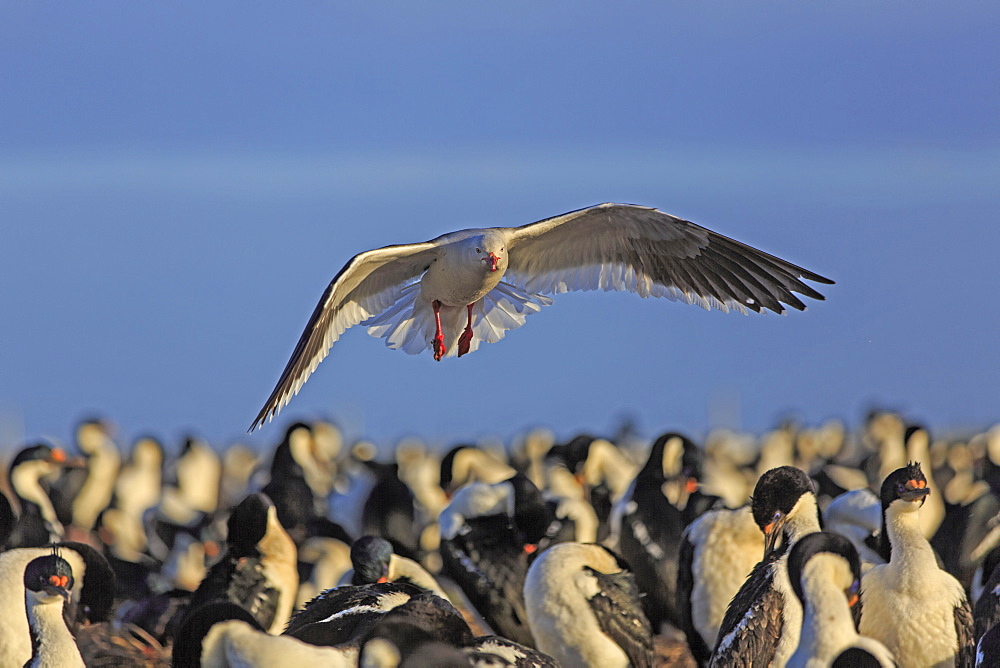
[475, 247, 481, 253]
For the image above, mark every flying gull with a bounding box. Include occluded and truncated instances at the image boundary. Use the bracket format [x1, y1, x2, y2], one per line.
[250, 203, 833, 431]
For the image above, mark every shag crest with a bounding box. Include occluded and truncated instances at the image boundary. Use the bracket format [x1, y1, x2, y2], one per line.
[878, 462, 928, 509]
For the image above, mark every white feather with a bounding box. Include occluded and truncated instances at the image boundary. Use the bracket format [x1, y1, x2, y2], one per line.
[363, 281, 551, 357]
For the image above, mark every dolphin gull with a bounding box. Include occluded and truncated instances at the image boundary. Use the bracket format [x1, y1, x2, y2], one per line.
[250, 202, 833, 431]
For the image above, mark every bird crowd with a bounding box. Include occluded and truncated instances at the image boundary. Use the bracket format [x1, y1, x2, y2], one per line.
[2, 411, 1000, 667]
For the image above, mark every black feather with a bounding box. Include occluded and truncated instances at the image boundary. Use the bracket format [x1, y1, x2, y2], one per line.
[975, 558, 1000, 641]
[439, 513, 535, 647]
[677, 530, 712, 666]
[710, 556, 784, 668]
[285, 582, 423, 646]
[584, 563, 655, 668]
[955, 595, 976, 668]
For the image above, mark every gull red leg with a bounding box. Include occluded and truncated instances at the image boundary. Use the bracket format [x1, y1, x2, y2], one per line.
[432, 300, 446, 361]
[457, 303, 475, 357]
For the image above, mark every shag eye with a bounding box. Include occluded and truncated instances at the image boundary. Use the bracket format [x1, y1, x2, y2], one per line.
[896, 483, 906, 493]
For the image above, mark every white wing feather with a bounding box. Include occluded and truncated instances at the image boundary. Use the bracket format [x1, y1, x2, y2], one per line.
[251, 242, 439, 430]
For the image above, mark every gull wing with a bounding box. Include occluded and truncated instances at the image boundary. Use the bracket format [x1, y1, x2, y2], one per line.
[250, 241, 440, 431]
[504, 203, 833, 314]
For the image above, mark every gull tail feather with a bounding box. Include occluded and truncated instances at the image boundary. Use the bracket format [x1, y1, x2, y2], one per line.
[470, 282, 553, 349]
[363, 283, 436, 355]
[362, 281, 552, 358]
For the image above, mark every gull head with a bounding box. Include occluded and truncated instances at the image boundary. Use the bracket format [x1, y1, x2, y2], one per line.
[470, 231, 508, 273]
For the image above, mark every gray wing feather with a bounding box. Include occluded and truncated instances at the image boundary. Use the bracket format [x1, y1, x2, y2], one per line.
[505, 203, 832, 315]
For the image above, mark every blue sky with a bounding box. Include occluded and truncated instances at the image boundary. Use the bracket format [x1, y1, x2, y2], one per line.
[2, 2, 998, 453]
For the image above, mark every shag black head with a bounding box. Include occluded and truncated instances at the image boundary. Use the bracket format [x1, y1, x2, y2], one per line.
[786, 531, 861, 608]
[876, 462, 930, 562]
[507, 472, 554, 546]
[555, 434, 597, 475]
[284, 421, 313, 440]
[879, 462, 930, 510]
[24, 550, 74, 602]
[679, 435, 705, 482]
[750, 466, 815, 558]
[10, 442, 68, 473]
[180, 436, 199, 455]
[438, 444, 475, 494]
[352, 536, 394, 584]
[832, 647, 886, 668]
[904, 424, 929, 446]
[227, 493, 274, 552]
[645, 432, 699, 481]
[270, 422, 313, 476]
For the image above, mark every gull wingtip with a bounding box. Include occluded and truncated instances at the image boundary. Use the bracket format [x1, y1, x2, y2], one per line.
[809, 271, 836, 286]
[248, 405, 274, 433]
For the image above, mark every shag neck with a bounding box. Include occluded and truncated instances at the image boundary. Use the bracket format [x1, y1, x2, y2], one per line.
[796, 562, 858, 660]
[785, 494, 822, 545]
[11, 466, 62, 534]
[26, 599, 84, 668]
[883, 505, 936, 573]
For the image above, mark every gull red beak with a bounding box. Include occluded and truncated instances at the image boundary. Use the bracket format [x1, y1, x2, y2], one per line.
[486, 252, 500, 272]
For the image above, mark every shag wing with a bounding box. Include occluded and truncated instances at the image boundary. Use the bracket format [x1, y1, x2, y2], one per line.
[251, 241, 440, 431]
[710, 559, 783, 667]
[585, 565, 656, 668]
[504, 203, 833, 315]
[677, 528, 713, 665]
[283, 582, 422, 643]
[955, 596, 975, 668]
